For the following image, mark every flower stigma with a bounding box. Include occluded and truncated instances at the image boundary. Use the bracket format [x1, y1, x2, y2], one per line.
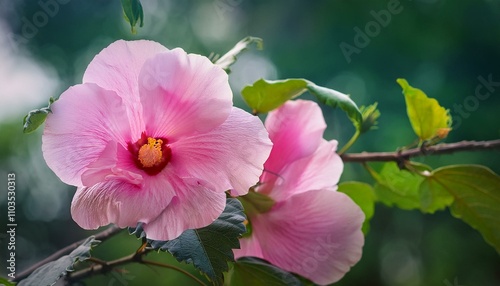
[139, 137, 164, 168]
[128, 132, 172, 175]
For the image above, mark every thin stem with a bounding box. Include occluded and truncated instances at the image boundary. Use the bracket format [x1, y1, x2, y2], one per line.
[141, 259, 207, 286]
[14, 225, 123, 282]
[338, 130, 360, 155]
[341, 139, 500, 163]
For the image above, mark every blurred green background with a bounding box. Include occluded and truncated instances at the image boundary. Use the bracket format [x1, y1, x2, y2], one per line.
[1, 0, 499, 285]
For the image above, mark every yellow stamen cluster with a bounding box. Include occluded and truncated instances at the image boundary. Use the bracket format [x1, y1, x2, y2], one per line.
[138, 137, 163, 168]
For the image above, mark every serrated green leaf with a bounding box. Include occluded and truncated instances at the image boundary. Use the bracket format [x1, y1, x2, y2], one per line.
[121, 0, 144, 34]
[0, 277, 16, 286]
[18, 236, 100, 286]
[338, 181, 377, 234]
[373, 162, 427, 210]
[306, 82, 362, 126]
[23, 97, 55, 134]
[397, 78, 452, 141]
[426, 165, 500, 253]
[227, 257, 303, 286]
[130, 198, 246, 285]
[215, 36, 263, 73]
[241, 79, 307, 114]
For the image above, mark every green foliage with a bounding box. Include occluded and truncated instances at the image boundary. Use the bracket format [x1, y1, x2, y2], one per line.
[130, 198, 246, 285]
[423, 165, 500, 253]
[121, 0, 144, 34]
[370, 162, 500, 253]
[241, 79, 307, 114]
[356, 103, 381, 134]
[227, 257, 303, 286]
[215, 36, 263, 73]
[372, 162, 427, 210]
[338, 182, 377, 234]
[23, 97, 55, 134]
[238, 188, 276, 217]
[419, 173, 454, 213]
[18, 236, 100, 286]
[240, 78, 362, 128]
[0, 277, 16, 286]
[397, 78, 452, 142]
[306, 82, 362, 127]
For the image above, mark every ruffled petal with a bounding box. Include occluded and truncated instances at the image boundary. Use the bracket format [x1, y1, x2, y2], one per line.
[265, 140, 343, 201]
[83, 40, 167, 137]
[138, 48, 233, 140]
[71, 173, 175, 229]
[170, 107, 272, 196]
[261, 100, 326, 191]
[80, 141, 143, 187]
[250, 190, 365, 285]
[83, 40, 167, 97]
[42, 83, 132, 186]
[142, 176, 226, 240]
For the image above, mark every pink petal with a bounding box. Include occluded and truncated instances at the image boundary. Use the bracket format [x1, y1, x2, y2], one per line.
[170, 107, 272, 196]
[137, 48, 233, 140]
[261, 100, 327, 192]
[142, 177, 227, 240]
[80, 141, 143, 187]
[83, 40, 168, 137]
[233, 235, 264, 259]
[71, 173, 175, 229]
[42, 83, 132, 186]
[266, 140, 343, 202]
[83, 40, 167, 96]
[250, 190, 365, 285]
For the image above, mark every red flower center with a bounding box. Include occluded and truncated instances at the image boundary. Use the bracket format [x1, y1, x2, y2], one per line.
[128, 132, 171, 175]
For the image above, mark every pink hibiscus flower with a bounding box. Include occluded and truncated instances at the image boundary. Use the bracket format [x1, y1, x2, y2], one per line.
[234, 100, 365, 285]
[42, 40, 272, 241]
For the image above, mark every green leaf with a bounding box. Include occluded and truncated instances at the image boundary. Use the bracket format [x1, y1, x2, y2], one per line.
[215, 36, 263, 73]
[356, 102, 381, 134]
[0, 277, 16, 286]
[23, 97, 55, 134]
[306, 82, 362, 126]
[241, 79, 307, 114]
[419, 174, 454, 214]
[240, 78, 362, 128]
[373, 162, 427, 210]
[121, 0, 144, 34]
[238, 189, 276, 217]
[338, 182, 377, 234]
[130, 198, 246, 285]
[18, 236, 100, 286]
[397, 78, 452, 141]
[227, 257, 303, 286]
[425, 165, 500, 253]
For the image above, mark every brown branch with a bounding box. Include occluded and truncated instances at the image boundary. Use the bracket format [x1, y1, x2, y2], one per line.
[66, 248, 207, 286]
[65, 250, 143, 282]
[14, 225, 122, 282]
[341, 139, 500, 163]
